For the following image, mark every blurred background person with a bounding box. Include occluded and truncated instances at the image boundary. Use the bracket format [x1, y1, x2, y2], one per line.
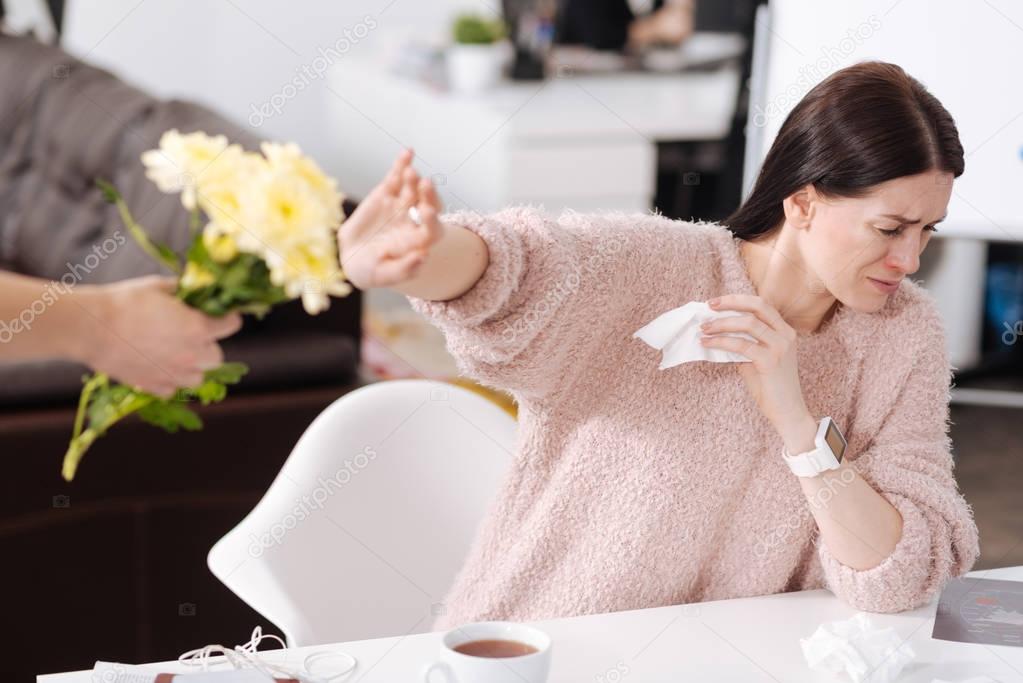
[557, 0, 696, 52]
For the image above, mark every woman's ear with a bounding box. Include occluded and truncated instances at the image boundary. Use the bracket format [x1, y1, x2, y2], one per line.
[782, 185, 816, 229]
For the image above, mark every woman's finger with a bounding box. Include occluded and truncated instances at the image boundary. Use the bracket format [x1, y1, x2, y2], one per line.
[710, 295, 789, 333]
[419, 176, 443, 213]
[375, 250, 425, 284]
[702, 313, 782, 349]
[382, 149, 413, 196]
[381, 226, 426, 259]
[416, 180, 444, 245]
[417, 203, 443, 246]
[398, 166, 420, 209]
[700, 333, 766, 364]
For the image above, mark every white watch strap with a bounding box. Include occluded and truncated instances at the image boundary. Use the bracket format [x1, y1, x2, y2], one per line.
[782, 447, 839, 477]
[781, 417, 842, 477]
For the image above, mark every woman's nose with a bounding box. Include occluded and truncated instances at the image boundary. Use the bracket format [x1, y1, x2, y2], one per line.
[885, 236, 922, 274]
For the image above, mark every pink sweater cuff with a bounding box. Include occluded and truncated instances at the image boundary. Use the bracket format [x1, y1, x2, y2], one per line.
[404, 207, 593, 399]
[406, 210, 525, 337]
[817, 494, 934, 613]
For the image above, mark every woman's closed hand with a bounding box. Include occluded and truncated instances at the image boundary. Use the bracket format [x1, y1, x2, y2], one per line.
[698, 294, 812, 435]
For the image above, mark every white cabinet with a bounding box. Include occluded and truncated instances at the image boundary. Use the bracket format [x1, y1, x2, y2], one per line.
[325, 57, 741, 216]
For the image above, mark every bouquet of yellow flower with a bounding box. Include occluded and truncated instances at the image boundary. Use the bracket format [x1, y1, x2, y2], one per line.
[62, 130, 352, 481]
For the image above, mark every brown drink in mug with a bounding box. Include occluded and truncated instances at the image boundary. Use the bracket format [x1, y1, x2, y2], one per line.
[423, 621, 552, 682]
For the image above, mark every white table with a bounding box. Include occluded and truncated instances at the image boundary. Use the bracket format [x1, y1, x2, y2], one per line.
[41, 566, 1023, 682]
[325, 57, 741, 215]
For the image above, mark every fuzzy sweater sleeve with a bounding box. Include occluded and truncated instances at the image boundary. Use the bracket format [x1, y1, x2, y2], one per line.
[816, 301, 980, 613]
[405, 206, 642, 400]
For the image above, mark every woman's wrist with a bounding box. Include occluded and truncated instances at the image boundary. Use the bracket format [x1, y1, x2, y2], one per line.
[777, 412, 818, 455]
[394, 220, 489, 302]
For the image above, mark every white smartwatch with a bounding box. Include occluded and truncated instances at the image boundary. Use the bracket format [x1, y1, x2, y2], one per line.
[781, 416, 847, 477]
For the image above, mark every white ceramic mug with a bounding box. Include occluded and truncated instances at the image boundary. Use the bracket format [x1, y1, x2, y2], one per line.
[422, 621, 552, 683]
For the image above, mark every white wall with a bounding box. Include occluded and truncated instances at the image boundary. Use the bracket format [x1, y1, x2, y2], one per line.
[750, 0, 1023, 241]
[62, 0, 485, 179]
[744, 0, 1023, 369]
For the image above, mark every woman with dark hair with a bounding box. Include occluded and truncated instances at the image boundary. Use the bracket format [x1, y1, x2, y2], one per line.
[339, 60, 979, 626]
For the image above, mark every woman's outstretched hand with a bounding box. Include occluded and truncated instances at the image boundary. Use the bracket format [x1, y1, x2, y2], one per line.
[339, 149, 445, 290]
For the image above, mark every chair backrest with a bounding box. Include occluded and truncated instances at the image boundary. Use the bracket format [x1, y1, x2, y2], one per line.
[208, 379, 517, 646]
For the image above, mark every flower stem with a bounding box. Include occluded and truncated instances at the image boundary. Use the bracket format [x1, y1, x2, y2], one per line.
[114, 197, 182, 275]
[62, 381, 156, 481]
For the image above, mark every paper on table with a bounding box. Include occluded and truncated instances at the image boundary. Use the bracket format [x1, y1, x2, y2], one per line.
[92, 663, 276, 682]
[633, 301, 756, 369]
[800, 613, 915, 683]
[933, 576, 1023, 648]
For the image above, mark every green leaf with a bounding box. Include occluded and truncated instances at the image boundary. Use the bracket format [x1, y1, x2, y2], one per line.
[195, 298, 227, 317]
[86, 383, 135, 434]
[220, 259, 251, 289]
[96, 178, 121, 203]
[453, 13, 505, 44]
[173, 362, 248, 405]
[186, 231, 213, 266]
[205, 362, 248, 385]
[63, 374, 156, 481]
[137, 400, 203, 432]
[195, 380, 227, 404]
[179, 234, 286, 316]
[62, 362, 248, 480]
[155, 243, 181, 270]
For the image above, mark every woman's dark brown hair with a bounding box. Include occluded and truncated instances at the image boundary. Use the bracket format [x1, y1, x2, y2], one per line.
[723, 60, 965, 240]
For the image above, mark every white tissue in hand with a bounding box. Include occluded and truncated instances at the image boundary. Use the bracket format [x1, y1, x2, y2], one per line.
[800, 613, 915, 683]
[633, 301, 755, 369]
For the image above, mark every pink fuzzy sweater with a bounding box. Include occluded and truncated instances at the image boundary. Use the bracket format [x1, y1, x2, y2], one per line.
[406, 207, 979, 628]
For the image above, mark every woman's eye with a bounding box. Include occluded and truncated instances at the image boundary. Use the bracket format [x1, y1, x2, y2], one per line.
[877, 225, 939, 237]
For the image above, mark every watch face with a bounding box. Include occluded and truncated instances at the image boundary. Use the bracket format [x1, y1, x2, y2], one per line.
[824, 420, 847, 462]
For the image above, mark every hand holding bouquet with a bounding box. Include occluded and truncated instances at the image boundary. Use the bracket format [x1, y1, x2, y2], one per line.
[62, 130, 351, 481]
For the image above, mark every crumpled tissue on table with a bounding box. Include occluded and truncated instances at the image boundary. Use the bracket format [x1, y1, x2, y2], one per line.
[632, 301, 756, 369]
[800, 613, 915, 683]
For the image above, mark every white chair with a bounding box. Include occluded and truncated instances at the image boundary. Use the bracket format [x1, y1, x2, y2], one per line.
[208, 379, 517, 646]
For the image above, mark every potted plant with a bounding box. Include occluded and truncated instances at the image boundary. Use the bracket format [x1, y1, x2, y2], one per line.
[447, 13, 507, 93]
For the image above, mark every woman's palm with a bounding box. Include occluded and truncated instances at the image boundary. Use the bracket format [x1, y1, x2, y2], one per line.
[339, 149, 444, 289]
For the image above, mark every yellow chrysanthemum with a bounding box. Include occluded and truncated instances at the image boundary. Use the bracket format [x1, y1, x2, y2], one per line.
[240, 169, 334, 251]
[141, 130, 230, 210]
[202, 225, 239, 263]
[261, 239, 350, 314]
[261, 141, 344, 226]
[180, 261, 216, 290]
[195, 146, 266, 229]
[141, 130, 350, 314]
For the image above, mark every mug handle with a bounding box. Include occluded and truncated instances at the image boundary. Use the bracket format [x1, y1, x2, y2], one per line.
[423, 661, 456, 683]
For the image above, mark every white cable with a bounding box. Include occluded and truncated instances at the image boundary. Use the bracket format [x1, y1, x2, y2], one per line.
[177, 626, 356, 682]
